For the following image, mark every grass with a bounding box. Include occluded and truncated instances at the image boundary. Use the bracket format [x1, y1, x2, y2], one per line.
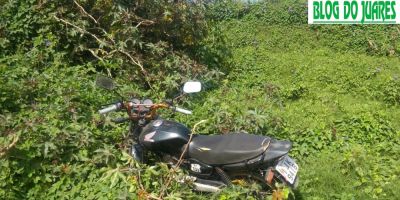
[296, 151, 358, 200]
[186, 21, 400, 199]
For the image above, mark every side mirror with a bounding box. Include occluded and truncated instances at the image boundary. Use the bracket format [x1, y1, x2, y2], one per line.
[96, 75, 116, 90]
[183, 81, 202, 94]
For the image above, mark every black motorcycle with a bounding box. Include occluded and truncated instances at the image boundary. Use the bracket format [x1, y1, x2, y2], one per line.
[96, 76, 299, 196]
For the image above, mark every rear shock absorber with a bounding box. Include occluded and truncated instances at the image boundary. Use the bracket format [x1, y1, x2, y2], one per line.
[215, 167, 232, 186]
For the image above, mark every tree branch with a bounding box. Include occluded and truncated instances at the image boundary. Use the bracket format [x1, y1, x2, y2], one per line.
[73, 0, 116, 45]
[0, 135, 19, 158]
[54, 15, 107, 46]
[54, 14, 152, 88]
[158, 120, 207, 198]
[73, 0, 99, 25]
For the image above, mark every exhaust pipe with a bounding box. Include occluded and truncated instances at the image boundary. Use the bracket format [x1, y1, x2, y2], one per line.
[180, 176, 226, 193]
[192, 182, 222, 192]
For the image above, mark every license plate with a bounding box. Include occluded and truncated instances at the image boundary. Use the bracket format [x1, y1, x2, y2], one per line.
[275, 156, 299, 184]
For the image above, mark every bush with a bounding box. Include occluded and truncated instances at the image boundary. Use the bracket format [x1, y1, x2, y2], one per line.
[0, 0, 225, 199]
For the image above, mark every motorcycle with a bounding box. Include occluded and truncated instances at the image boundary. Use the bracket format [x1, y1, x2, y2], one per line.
[96, 76, 299, 196]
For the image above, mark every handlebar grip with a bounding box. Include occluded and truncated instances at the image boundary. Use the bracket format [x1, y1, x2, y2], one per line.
[99, 103, 120, 115]
[175, 107, 192, 115]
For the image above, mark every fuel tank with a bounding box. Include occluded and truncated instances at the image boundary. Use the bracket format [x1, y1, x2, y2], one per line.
[139, 119, 190, 155]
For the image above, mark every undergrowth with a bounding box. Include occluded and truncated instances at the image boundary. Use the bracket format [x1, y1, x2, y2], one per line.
[1, 0, 400, 199]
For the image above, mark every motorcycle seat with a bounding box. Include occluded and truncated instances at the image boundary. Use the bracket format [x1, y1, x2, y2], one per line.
[262, 139, 292, 162]
[188, 133, 271, 165]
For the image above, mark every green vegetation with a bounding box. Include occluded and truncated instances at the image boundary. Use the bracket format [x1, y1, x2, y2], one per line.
[1, 0, 400, 199]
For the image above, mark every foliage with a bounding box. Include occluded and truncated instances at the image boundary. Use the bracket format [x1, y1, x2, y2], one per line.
[0, 0, 223, 199]
[183, 1, 400, 198]
[205, 0, 252, 21]
[1, 0, 400, 199]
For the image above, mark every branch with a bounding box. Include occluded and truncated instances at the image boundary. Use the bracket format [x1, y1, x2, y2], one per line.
[117, 50, 149, 77]
[87, 49, 104, 61]
[158, 120, 207, 199]
[54, 15, 152, 88]
[69, 1, 155, 83]
[73, 0, 116, 45]
[73, 0, 99, 25]
[54, 15, 106, 46]
[54, 14, 152, 88]
[0, 135, 19, 158]
[87, 49, 112, 76]
[135, 20, 155, 28]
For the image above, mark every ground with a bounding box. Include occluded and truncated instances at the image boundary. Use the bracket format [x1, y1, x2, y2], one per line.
[186, 21, 400, 199]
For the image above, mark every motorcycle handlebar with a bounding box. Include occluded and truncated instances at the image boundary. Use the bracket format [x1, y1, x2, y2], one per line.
[98, 102, 122, 114]
[174, 107, 192, 115]
[98, 101, 192, 115]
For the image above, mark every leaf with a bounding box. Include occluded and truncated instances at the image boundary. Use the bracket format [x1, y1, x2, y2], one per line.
[44, 142, 56, 158]
[110, 171, 119, 188]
